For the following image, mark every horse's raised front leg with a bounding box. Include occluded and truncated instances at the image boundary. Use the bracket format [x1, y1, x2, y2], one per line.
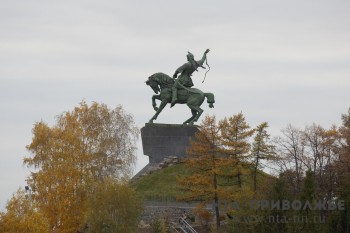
[149, 100, 168, 123]
[152, 95, 161, 111]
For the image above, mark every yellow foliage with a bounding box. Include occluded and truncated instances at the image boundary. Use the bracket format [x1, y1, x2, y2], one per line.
[219, 112, 255, 159]
[177, 113, 256, 229]
[0, 189, 50, 233]
[23, 101, 139, 232]
[193, 203, 213, 227]
[178, 115, 236, 202]
[86, 178, 143, 233]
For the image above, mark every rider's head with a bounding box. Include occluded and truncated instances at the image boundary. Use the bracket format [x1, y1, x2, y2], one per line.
[186, 52, 195, 62]
[187, 52, 198, 68]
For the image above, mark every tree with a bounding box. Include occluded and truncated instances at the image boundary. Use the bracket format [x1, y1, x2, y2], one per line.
[338, 108, 350, 183]
[302, 124, 339, 202]
[329, 180, 350, 233]
[275, 124, 305, 197]
[268, 174, 290, 233]
[218, 113, 255, 188]
[85, 178, 143, 233]
[0, 189, 49, 233]
[150, 217, 167, 233]
[328, 108, 350, 233]
[23, 101, 138, 232]
[177, 115, 235, 230]
[299, 169, 318, 233]
[251, 122, 275, 193]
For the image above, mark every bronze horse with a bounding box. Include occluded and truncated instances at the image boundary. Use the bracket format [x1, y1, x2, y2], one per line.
[146, 72, 215, 125]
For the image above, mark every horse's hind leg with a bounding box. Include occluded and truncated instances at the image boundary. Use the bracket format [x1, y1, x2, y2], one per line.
[192, 106, 204, 123]
[183, 109, 197, 125]
[186, 105, 203, 125]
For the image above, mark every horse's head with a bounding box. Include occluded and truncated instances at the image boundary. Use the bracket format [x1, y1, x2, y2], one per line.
[146, 76, 160, 94]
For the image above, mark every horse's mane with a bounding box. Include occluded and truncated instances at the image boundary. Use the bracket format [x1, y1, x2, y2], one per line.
[151, 72, 174, 88]
[152, 72, 171, 80]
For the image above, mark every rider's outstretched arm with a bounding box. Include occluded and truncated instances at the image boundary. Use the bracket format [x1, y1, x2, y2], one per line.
[197, 49, 210, 66]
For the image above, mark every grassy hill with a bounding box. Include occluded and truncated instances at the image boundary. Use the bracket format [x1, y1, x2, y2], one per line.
[131, 162, 274, 201]
[131, 163, 190, 200]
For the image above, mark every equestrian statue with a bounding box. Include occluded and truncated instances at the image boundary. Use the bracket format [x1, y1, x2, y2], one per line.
[146, 49, 215, 125]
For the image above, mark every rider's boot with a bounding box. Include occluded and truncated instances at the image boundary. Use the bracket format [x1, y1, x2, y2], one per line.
[171, 86, 177, 108]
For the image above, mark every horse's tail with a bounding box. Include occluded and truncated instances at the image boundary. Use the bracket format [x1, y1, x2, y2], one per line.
[204, 93, 215, 107]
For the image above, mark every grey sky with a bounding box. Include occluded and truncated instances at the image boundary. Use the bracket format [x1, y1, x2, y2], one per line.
[1, 0, 350, 210]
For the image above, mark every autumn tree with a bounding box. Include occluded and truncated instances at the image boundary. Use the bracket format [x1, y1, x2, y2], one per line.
[302, 124, 325, 173]
[274, 123, 340, 203]
[338, 108, 350, 183]
[218, 112, 255, 188]
[275, 124, 306, 197]
[23, 101, 139, 232]
[0, 189, 49, 233]
[301, 124, 339, 203]
[150, 217, 167, 233]
[177, 115, 235, 230]
[251, 122, 275, 193]
[85, 178, 143, 233]
[328, 108, 350, 232]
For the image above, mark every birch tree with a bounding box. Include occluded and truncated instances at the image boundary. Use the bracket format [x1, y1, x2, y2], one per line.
[23, 101, 138, 232]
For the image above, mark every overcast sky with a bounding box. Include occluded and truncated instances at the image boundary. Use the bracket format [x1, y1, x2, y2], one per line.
[1, 0, 349, 210]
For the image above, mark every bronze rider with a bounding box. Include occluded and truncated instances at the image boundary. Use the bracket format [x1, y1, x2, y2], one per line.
[171, 49, 210, 107]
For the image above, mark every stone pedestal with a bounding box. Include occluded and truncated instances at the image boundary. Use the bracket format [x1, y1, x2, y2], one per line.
[141, 123, 199, 163]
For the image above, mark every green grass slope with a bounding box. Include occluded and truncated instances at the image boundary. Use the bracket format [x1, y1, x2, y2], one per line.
[131, 163, 191, 200]
[131, 162, 274, 201]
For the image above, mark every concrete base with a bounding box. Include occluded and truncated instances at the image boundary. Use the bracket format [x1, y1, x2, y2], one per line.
[141, 123, 199, 163]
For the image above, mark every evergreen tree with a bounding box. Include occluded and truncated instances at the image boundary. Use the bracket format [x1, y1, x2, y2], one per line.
[268, 174, 290, 233]
[299, 169, 318, 233]
[335, 181, 350, 233]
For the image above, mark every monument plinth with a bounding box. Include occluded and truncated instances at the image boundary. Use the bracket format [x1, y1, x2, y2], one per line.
[141, 123, 199, 163]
